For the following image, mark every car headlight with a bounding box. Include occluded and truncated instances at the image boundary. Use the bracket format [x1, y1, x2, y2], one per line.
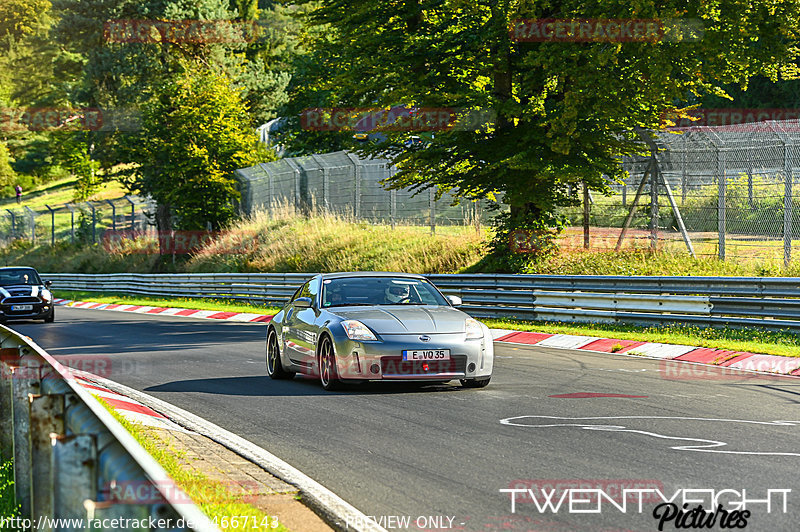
[41, 289, 52, 302]
[465, 318, 483, 339]
[341, 320, 378, 341]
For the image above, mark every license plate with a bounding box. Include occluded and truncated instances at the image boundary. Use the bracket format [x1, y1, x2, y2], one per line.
[11, 305, 32, 311]
[402, 349, 450, 361]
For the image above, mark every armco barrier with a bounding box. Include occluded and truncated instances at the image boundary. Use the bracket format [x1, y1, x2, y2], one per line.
[44, 273, 800, 331]
[0, 325, 218, 532]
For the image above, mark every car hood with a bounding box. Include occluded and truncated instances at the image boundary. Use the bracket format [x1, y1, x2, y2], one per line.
[0, 284, 42, 297]
[333, 305, 469, 334]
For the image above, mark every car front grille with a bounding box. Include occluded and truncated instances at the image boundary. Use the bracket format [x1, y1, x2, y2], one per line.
[380, 355, 467, 376]
[2, 296, 40, 305]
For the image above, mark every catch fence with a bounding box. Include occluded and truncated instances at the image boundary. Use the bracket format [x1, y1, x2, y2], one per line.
[0, 195, 154, 246]
[234, 151, 501, 230]
[561, 120, 800, 265]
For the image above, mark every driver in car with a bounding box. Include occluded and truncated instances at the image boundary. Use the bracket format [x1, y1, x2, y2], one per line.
[385, 283, 410, 304]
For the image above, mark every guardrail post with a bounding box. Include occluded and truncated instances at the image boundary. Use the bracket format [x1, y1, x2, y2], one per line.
[84, 500, 150, 531]
[0, 348, 20, 458]
[51, 433, 97, 523]
[11, 363, 41, 518]
[29, 393, 65, 522]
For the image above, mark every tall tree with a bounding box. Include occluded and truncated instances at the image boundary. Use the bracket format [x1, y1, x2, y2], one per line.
[296, 0, 800, 269]
[125, 67, 272, 238]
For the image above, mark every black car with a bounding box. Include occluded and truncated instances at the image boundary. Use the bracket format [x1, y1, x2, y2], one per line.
[0, 267, 54, 323]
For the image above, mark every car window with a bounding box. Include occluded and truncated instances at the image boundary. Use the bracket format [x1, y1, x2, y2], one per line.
[0, 269, 41, 286]
[288, 284, 304, 303]
[321, 277, 448, 308]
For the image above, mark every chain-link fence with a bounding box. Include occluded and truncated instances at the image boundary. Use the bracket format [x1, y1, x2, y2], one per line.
[235, 150, 502, 231]
[0, 196, 155, 246]
[560, 120, 800, 265]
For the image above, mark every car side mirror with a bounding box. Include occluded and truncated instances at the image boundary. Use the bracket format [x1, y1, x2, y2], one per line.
[44, 280, 52, 288]
[446, 295, 462, 306]
[294, 297, 313, 308]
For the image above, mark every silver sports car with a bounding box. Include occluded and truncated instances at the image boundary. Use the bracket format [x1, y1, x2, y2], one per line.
[266, 272, 493, 390]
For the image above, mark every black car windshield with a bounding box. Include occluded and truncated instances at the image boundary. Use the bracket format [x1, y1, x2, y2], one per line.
[0, 268, 41, 286]
[321, 277, 449, 308]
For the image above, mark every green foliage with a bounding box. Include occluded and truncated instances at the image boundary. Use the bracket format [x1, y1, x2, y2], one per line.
[125, 67, 271, 231]
[0, 0, 51, 46]
[0, 457, 20, 521]
[0, 142, 16, 188]
[295, 0, 800, 262]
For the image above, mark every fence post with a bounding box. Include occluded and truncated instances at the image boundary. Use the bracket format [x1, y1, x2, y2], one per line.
[124, 195, 135, 231]
[582, 181, 590, 248]
[650, 158, 659, 251]
[83, 202, 96, 244]
[105, 199, 116, 232]
[429, 186, 436, 234]
[45, 205, 55, 246]
[25, 206, 36, 243]
[65, 203, 75, 243]
[717, 147, 726, 260]
[681, 133, 687, 205]
[5, 209, 15, 239]
[390, 189, 397, 230]
[354, 162, 362, 219]
[785, 141, 793, 267]
[621, 183, 627, 207]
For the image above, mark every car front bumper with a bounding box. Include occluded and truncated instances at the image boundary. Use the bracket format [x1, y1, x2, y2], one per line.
[0, 301, 52, 321]
[331, 330, 493, 382]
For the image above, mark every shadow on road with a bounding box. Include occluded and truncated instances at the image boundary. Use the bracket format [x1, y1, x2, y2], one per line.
[145, 375, 466, 396]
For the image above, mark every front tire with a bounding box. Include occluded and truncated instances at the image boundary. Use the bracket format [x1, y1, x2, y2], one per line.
[44, 308, 54, 323]
[318, 336, 341, 391]
[460, 377, 490, 388]
[266, 329, 294, 379]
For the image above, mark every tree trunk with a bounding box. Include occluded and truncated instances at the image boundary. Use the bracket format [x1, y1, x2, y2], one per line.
[155, 203, 172, 257]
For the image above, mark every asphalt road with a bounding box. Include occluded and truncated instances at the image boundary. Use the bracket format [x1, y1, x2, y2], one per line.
[15, 307, 800, 531]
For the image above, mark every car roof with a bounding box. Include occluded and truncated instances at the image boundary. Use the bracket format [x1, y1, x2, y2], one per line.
[318, 271, 427, 280]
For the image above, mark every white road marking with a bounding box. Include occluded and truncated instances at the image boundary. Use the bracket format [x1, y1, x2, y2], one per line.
[501, 415, 800, 457]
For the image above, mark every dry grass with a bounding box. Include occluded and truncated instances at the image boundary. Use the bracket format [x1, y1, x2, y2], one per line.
[185, 205, 487, 273]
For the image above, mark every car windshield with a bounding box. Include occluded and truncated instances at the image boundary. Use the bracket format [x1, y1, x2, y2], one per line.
[0, 268, 41, 286]
[321, 277, 449, 308]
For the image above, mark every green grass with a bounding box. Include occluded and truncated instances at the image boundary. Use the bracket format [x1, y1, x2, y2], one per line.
[484, 318, 800, 358]
[0, 455, 20, 526]
[57, 290, 280, 315]
[96, 399, 291, 532]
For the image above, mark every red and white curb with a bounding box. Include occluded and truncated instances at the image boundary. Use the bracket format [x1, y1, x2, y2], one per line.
[70, 369, 195, 433]
[490, 329, 800, 377]
[54, 298, 273, 323]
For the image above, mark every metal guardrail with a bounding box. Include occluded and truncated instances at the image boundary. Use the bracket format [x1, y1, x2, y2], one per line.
[43, 272, 800, 331]
[0, 325, 219, 532]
